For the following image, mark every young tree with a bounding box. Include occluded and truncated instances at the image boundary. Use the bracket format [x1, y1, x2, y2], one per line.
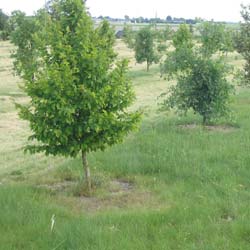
[160, 24, 194, 78]
[0, 9, 10, 40]
[199, 22, 234, 58]
[134, 27, 158, 71]
[10, 10, 38, 81]
[159, 26, 173, 42]
[165, 56, 233, 124]
[14, 0, 141, 192]
[122, 24, 135, 49]
[0, 9, 8, 31]
[172, 24, 193, 50]
[235, 4, 250, 85]
[161, 24, 233, 124]
[155, 26, 172, 55]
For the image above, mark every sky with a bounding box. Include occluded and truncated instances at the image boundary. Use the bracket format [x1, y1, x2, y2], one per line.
[0, 0, 249, 22]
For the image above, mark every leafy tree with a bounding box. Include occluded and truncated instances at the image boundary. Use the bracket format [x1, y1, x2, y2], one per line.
[0, 9, 8, 31]
[134, 27, 158, 71]
[161, 24, 233, 124]
[0, 9, 10, 40]
[235, 4, 250, 85]
[155, 26, 172, 54]
[172, 24, 193, 49]
[124, 15, 130, 22]
[189, 24, 194, 35]
[199, 22, 234, 57]
[160, 24, 194, 78]
[10, 11, 38, 81]
[122, 24, 135, 49]
[161, 26, 173, 41]
[14, 0, 141, 192]
[166, 16, 172, 23]
[165, 56, 233, 124]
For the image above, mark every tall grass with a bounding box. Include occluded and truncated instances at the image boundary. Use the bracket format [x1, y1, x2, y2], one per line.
[1, 40, 250, 249]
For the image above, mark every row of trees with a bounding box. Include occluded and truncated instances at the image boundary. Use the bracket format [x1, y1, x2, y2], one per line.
[121, 18, 250, 125]
[97, 15, 198, 25]
[123, 24, 172, 71]
[123, 21, 234, 71]
[8, 1, 250, 192]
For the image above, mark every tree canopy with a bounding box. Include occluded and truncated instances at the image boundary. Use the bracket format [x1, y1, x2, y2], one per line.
[161, 24, 233, 124]
[199, 22, 234, 57]
[13, 0, 141, 191]
[235, 4, 250, 85]
[134, 27, 158, 71]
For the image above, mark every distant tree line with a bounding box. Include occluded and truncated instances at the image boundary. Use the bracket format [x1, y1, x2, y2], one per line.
[95, 15, 199, 25]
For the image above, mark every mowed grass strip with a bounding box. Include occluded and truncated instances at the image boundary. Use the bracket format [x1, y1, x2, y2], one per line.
[0, 40, 250, 249]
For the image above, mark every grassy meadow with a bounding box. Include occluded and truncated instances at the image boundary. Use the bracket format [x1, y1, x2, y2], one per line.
[1, 39, 250, 249]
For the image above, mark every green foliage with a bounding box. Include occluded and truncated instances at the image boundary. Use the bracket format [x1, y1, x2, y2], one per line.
[199, 22, 234, 57]
[10, 11, 38, 81]
[3, 37, 250, 250]
[161, 24, 233, 124]
[235, 4, 250, 85]
[122, 24, 135, 49]
[155, 26, 172, 55]
[0, 9, 10, 40]
[15, 0, 141, 158]
[172, 24, 193, 49]
[160, 24, 194, 78]
[134, 27, 159, 71]
[0, 9, 8, 31]
[160, 45, 194, 79]
[155, 26, 173, 42]
[165, 57, 233, 124]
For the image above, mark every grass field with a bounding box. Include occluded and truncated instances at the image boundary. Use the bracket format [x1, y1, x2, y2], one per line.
[1, 39, 250, 249]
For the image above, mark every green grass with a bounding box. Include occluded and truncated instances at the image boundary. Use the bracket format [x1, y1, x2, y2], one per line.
[1, 40, 250, 249]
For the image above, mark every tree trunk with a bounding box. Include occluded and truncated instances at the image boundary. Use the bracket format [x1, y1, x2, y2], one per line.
[202, 116, 207, 126]
[81, 150, 91, 193]
[146, 60, 150, 72]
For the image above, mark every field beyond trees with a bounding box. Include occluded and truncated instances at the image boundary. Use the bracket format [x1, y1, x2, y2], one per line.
[1, 38, 250, 249]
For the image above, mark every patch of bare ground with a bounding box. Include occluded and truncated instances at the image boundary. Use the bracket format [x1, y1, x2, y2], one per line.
[78, 190, 154, 213]
[178, 123, 237, 133]
[38, 179, 162, 213]
[37, 181, 75, 192]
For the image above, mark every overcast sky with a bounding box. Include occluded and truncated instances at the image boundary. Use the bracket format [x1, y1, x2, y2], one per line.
[0, 0, 249, 22]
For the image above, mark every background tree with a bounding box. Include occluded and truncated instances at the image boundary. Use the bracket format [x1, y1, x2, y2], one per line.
[122, 24, 135, 49]
[235, 4, 250, 85]
[124, 15, 130, 22]
[134, 27, 158, 71]
[172, 24, 193, 49]
[160, 24, 194, 78]
[161, 24, 233, 124]
[199, 22, 234, 58]
[10, 10, 38, 81]
[15, 0, 141, 192]
[165, 57, 233, 124]
[0, 9, 10, 40]
[0, 9, 8, 31]
[155, 26, 172, 54]
[166, 15, 172, 23]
